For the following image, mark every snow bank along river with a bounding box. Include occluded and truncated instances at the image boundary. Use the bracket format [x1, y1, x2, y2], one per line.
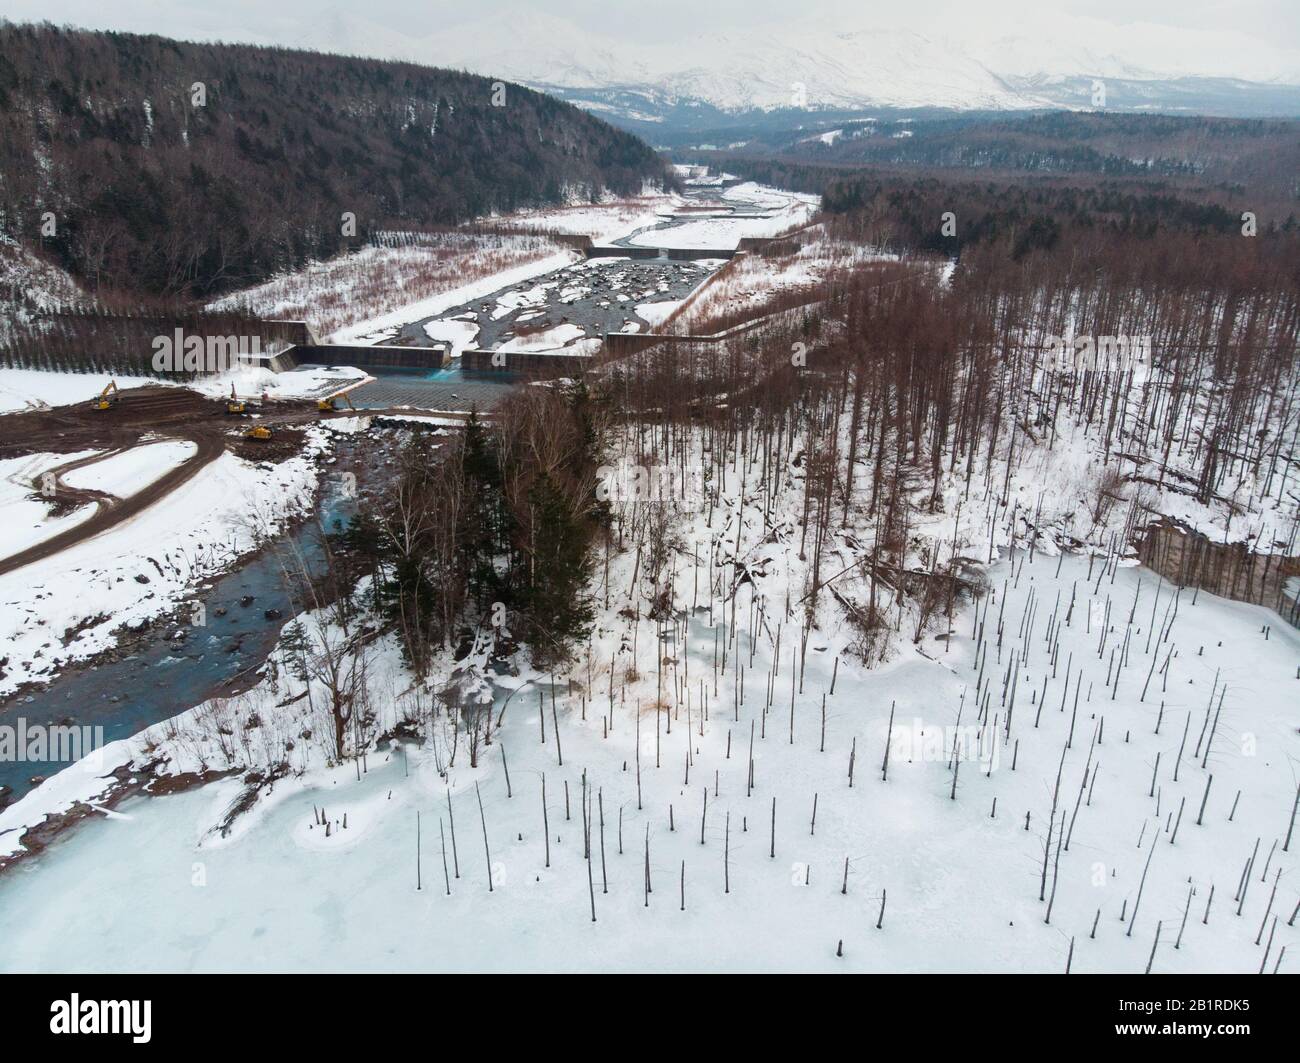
[0, 476, 358, 804]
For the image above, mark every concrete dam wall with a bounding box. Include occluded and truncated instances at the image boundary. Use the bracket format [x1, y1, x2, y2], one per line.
[273, 344, 450, 373]
[460, 349, 591, 374]
[585, 246, 739, 261]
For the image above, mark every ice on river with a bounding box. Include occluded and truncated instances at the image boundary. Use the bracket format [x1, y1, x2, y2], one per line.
[0, 554, 1295, 972]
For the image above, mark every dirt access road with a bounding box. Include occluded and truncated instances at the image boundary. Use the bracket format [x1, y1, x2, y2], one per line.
[0, 386, 314, 576]
[0, 384, 481, 576]
[0, 433, 224, 576]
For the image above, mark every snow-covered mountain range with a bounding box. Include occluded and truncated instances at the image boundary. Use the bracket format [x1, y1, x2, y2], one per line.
[282, 8, 1300, 119]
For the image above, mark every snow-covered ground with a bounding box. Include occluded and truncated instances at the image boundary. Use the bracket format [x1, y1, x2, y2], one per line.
[0, 437, 326, 696]
[477, 197, 672, 243]
[0, 551, 1294, 972]
[60, 440, 196, 498]
[666, 223, 902, 332]
[634, 300, 685, 328]
[0, 363, 369, 414]
[1, 398, 1294, 971]
[207, 233, 568, 343]
[330, 251, 579, 346]
[202, 182, 814, 362]
[0, 235, 91, 355]
[625, 186, 816, 250]
[0, 369, 165, 414]
[498, 323, 594, 353]
[4, 170, 1292, 975]
[0, 450, 100, 560]
[188, 363, 370, 402]
[207, 197, 683, 346]
[422, 318, 481, 359]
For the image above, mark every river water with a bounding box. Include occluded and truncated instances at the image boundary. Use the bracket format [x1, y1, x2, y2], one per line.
[0, 180, 807, 808]
[0, 479, 357, 804]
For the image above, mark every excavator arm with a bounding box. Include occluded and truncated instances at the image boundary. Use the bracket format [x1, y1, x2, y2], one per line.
[318, 391, 357, 412]
[95, 379, 118, 410]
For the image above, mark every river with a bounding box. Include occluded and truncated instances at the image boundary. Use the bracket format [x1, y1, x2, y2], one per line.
[0, 467, 358, 805]
[0, 178, 811, 808]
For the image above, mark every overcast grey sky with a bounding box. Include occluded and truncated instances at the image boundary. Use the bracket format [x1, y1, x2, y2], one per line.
[0, 0, 1294, 52]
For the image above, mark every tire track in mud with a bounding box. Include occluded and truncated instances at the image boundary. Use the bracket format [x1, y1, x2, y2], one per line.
[39, 447, 128, 516]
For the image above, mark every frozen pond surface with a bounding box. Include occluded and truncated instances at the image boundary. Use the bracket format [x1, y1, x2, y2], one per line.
[1, 554, 1295, 972]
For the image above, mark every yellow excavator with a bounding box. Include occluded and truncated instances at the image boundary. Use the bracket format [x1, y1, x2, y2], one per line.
[244, 425, 273, 441]
[317, 391, 357, 413]
[95, 379, 119, 411]
[226, 384, 247, 415]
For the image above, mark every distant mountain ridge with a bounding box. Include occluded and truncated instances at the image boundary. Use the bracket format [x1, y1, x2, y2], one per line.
[284, 8, 1300, 121]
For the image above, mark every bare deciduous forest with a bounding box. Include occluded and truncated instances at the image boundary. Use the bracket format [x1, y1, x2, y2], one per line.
[343, 157, 1298, 676]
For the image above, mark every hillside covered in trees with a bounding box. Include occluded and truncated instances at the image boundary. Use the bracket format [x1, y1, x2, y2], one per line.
[685, 157, 1298, 269]
[688, 112, 1300, 208]
[0, 22, 673, 298]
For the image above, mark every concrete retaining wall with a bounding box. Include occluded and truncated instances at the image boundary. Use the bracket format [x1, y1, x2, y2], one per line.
[461, 349, 591, 374]
[1138, 520, 1300, 627]
[263, 320, 320, 345]
[585, 246, 739, 261]
[578, 235, 803, 262]
[601, 316, 766, 359]
[274, 343, 450, 373]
